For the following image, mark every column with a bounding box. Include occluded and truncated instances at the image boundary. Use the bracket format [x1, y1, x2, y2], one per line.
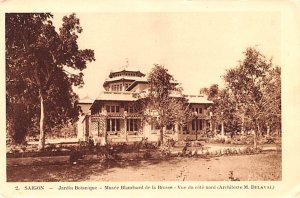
[88, 115, 92, 138]
[97, 118, 100, 137]
[203, 119, 207, 134]
[124, 117, 128, 142]
[109, 119, 112, 133]
[209, 112, 213, 133]
[84, 115, 89, 140]
[221, 112, 225, 136]
[195, 118, 198, 140]
[103, 110, 108, 145]
[124, 110, 128, 142]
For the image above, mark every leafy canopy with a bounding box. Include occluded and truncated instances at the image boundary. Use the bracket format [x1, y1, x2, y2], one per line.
[6, 13, 95, 143]
[137, 64, 190, 144]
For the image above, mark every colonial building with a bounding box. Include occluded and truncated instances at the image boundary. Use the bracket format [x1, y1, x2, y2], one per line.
[77, 67, 213, 144]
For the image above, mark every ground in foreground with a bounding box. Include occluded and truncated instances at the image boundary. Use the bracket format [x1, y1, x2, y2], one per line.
[7, 152, 281, 182]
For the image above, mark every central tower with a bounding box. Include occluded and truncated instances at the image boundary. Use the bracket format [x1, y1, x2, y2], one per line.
[103, 66, 146, 92]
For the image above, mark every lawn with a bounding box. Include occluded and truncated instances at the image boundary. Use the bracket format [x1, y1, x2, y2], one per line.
[7, 151, 281, 182]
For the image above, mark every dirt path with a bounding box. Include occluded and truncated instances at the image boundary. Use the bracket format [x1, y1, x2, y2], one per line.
[7, 152, 281, 182]
[87, 153, 281, 181]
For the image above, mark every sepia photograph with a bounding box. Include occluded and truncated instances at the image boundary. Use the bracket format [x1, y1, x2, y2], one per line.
[5, 11, 282, 182]
[1, 1, 300, 198]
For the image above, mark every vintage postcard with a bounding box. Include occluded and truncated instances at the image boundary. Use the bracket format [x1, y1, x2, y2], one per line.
[1, 0, 300, 198]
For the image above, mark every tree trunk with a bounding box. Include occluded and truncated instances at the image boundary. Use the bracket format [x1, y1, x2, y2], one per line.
[221, 121, 225, 136]
[257, 123, 261, 137]
[241, 114, 245, 135]
[253, 121, 260, 149]
[277, 128, 281, 137]
[209, 120, 213, 135]
[267, 125, 270, 137]
[38, 92, 45, 151]
[159, 127, 164, 146]
[253, 129, 257, 149]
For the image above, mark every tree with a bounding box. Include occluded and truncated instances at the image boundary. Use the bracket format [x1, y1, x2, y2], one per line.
[257, 65, 281, 137]
[201, 84, 241, 136]
[223, 47, 281, 147]
[200, 84, 219, 101]
[137, 64, 190, 146]
[6, 13, 95, 149]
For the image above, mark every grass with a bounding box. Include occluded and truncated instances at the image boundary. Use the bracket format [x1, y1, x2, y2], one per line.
[6, 151, 281, 182]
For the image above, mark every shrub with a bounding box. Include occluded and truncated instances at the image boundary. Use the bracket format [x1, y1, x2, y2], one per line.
[217, 137, 226, 144]
[159, 146, 170, 158]
[69, 149, 84, 164]
[7, 143, 31, 154]
[143, 149, 152, 159]
[44, 144, 57, 152]
[174, 141, 186, 147]
[241, 146, 263, 155]
[208, 136, 227, 144]
[231, 135, 254, 145]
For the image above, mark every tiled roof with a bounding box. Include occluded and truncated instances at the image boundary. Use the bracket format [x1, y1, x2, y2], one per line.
[136, 90, 212, 104]
[104, 76, 147, 82]
[94, 91, 212, 104]
[184, 95, 213, 104]
[96, 91, 138, 101]
[126, 79, 148, 91]
[79, 96, 94, 103]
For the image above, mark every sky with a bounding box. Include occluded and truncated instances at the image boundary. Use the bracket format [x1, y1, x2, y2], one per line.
[53, 12, 281, 99]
